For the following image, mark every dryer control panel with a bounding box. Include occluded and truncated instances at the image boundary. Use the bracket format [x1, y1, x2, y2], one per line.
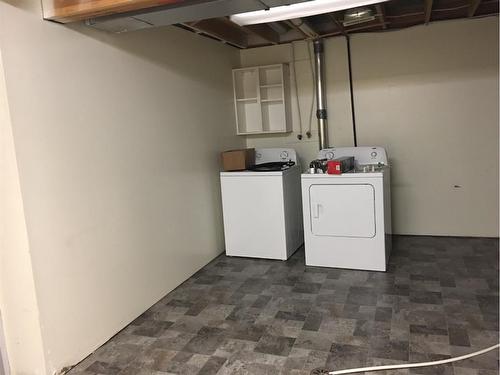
[318, 147, 388, 167]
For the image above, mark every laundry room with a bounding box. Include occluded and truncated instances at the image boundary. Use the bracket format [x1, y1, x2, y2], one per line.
[0, 1, 498, 375]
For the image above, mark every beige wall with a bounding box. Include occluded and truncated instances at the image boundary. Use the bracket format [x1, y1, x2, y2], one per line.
[0, 45, 47, 375]
[240, 39, 355, 169]
[0, 4, 498, 373]
[0, 2, 241, 374]
[240, 17, 499, 237]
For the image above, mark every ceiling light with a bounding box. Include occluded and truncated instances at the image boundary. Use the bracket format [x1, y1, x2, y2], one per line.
[343, 6, 376, 26]
[230, 0, 388, 26]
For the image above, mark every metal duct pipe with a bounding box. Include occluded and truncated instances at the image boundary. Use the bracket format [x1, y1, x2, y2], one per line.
[290, 18, 319, 38]
[314, 39, 328, 150]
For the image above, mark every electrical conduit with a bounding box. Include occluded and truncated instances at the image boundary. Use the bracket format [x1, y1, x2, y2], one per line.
[329, 344, 500, 375]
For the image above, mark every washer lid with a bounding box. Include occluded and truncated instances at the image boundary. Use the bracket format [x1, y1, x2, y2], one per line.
[221, 164, 299, 177]
[249, 161, 295, 172]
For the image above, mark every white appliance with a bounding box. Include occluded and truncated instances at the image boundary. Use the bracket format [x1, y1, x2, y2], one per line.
[301, 147, 392, 271]
[220, 148, 303, 260]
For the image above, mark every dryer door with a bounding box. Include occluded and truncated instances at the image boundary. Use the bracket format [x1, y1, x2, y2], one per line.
[309, 184, 376, 238]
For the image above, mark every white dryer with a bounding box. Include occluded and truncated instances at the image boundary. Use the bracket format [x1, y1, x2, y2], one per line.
[301, 147, 392, 271]
[220, 148, 303, 260]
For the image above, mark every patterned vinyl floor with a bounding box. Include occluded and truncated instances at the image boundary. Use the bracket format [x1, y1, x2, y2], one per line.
[68, 236, 499, 375]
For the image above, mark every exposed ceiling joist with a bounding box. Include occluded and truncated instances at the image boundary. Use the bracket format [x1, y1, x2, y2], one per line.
[73, 0, 499, 48]
[328, 13, 347, 36]
[245, 24, 281, 44]
[43, 0, 310, 24]
[319, 21, 387, 39]
[284, 20, 305, 37]
[468, 0, 482, 17]
[424, 0, 434, 24]
[267, 22, 289, 34]
[283, 19, 310, 38]
[184, 18, 248, 48]
[375, 3, 387, 29]
[290, 18, 320, 38]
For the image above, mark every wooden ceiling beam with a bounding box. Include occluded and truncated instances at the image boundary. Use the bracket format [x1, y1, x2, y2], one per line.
[42, 0, 186, 23]
[287, 18, 319, 38]
[375, 3, 387, 29]
[468, 0, 482, 17]
[318, 21, 387, 39]
[184, 18, 248, 48]
[284, 19, 308, 38]
[244, 24, 280, 44]
[424, 0, 433, 24]
[328, 13, 347, 36]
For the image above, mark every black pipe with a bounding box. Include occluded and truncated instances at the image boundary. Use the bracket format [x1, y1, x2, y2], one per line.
[346, 35, 358, 147]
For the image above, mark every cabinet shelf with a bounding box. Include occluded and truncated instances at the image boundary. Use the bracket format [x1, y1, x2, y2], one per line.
[236, 98, 258, 102]
[260, 84, 283, 88]
[232, 64, 291, 136]
[237, 130, 290, 135]
[261, 99, 283, 103]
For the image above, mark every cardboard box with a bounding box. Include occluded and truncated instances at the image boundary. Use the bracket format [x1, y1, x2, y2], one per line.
[221, 148, 255, 171]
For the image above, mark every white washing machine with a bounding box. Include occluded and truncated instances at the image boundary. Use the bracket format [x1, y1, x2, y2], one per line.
[301, 147, 392, 271]
[220, 148, 303, 260]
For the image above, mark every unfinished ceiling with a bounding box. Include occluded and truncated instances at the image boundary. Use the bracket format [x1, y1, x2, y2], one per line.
[178, 0, 499, 48]
[45, 0, 499, 48]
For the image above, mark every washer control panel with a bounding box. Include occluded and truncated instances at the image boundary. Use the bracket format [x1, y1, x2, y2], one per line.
[255, 148, 298, 164]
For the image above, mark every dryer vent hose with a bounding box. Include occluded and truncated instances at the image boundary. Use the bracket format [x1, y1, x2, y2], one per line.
[329, 344, 499, 374]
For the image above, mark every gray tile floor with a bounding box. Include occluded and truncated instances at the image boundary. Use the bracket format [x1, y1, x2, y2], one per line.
[68, 236, 499, 375]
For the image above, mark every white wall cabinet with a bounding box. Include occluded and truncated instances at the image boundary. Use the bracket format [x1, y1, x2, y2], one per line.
[232, 64, 291, 135]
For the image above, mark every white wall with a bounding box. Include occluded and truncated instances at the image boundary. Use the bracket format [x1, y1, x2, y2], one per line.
[240, 17, 499, 237]
[0, 2, 242, 373]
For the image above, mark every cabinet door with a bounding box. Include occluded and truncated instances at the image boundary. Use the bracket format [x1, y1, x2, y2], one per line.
[309, 184, 376, 238]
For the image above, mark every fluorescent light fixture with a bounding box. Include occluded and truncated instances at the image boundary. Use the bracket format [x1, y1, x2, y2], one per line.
[230, 0, 389, 26]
